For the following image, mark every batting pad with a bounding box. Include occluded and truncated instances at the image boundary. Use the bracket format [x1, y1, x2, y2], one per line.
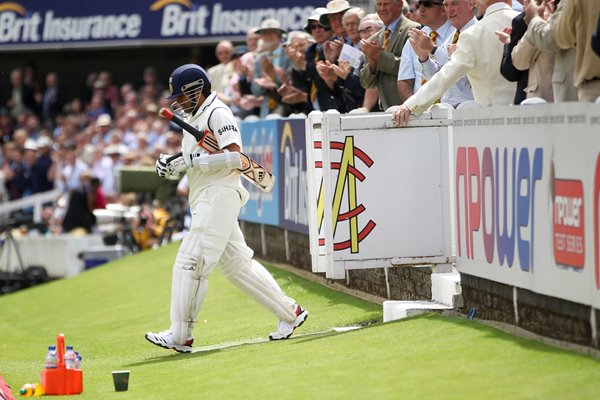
[170, 233, 208, 344]
[227, 260, 297, 323]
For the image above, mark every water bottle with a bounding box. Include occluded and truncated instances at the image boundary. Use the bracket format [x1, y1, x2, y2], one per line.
[44, 345, 58, 369]
[74, 351, 82, 369]
[64, 346, 77, 369]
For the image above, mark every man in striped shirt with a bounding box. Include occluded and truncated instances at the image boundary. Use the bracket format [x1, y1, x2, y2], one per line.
[412, 0, 477, 107]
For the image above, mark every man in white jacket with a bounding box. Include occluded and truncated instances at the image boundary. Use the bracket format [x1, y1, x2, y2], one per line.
[145, 64, 308, 353]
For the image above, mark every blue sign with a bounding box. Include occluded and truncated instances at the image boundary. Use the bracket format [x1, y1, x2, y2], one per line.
[239, 119, 279, 226]
[0, 0, 320, 50]
[278, 119, 309, 235]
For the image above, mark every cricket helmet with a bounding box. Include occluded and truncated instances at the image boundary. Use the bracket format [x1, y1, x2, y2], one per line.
[167, 64, 211, 116]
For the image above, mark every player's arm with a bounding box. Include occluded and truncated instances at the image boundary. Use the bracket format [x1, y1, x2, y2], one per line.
[155, 149, 243, 179]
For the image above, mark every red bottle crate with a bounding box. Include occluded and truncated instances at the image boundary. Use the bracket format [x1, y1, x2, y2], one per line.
[41, 334, 83, 395]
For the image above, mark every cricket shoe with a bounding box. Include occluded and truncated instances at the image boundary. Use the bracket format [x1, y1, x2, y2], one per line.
[145, 330, 194, 353]
[269, 304, 309, 340]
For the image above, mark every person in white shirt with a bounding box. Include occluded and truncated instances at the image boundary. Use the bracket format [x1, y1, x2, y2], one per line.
[393, 0, 517, 125]
[145, 64, 308, 353]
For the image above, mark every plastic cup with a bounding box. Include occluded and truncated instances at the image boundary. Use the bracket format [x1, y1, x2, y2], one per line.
[112, 370, 130, 392]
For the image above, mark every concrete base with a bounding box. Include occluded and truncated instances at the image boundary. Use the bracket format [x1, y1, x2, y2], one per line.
[431, 270, 462, 307]
[383, 300, 453, 323]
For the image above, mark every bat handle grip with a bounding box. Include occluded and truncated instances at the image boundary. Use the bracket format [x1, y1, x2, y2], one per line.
[159, 107, 174, 120]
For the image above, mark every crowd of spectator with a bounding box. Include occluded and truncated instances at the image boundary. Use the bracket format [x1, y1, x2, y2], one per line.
[0, 0, 599, 242]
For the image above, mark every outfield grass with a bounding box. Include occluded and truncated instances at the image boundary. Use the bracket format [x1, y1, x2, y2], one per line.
[1, 242, 600, 399]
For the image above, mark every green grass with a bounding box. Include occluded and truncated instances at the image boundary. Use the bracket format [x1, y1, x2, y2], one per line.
[1, 242, 600, 399]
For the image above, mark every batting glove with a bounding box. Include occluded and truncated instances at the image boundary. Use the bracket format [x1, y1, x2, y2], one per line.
[157, 152, 206, 178]
[155, 153, 188, 179]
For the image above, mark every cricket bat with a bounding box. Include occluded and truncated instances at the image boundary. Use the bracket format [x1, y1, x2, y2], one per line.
[159, 108, 275, 193]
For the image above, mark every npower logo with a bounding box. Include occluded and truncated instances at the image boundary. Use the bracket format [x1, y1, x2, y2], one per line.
[316, 136, 376, 253]
[455, 146, 543, 270]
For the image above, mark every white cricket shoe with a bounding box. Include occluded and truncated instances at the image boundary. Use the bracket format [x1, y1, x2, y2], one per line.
[269, 304, 309, 340]
[145, 330, 194, 353]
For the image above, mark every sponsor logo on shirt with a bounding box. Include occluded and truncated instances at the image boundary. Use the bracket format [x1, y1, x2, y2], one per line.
[217, 124, 238, 135]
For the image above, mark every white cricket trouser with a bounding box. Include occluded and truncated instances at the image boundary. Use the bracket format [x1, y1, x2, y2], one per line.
[169, 186, 296, 344]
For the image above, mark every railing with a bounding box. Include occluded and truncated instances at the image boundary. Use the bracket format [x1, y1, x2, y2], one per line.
[0, 189, 61, 223]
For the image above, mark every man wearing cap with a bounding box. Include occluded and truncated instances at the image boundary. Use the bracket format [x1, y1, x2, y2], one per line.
[94, 113, 113, 145]
[279, 31, 315, 115]
[359, 0, 420, 110]
[320, 0, 353, 61]
[250, 19, 291, 118]
[297, 7, 336, 112]
[393, 0, 517, 126]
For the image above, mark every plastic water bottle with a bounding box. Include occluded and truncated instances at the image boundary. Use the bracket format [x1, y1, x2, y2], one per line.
[44, 345, 58, 369]
[64, 346, 77, 369]
[74, 351, 82, 369]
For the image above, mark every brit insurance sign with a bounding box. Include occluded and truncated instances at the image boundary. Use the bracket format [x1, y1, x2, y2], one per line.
[0, 0, 319, 50]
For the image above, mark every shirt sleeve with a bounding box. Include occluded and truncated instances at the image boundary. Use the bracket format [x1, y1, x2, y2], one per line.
[420, 39, 451, 80]
[207, 107, 243, 150]
[398, 41, 416, 81]
[404, 36, 475, 115]
[511, 37, 539, 71]
[553, 0, 577, 49]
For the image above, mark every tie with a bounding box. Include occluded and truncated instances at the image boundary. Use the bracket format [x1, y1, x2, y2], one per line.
[266, 52, 278, 111]
[452, 29, 461, 44]
[310, 51, 319, 103]
[429, 30, 439, 44]
[383, 28, 391, 48]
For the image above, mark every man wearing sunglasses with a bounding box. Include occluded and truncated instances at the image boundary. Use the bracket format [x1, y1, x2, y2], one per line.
[300, 7, 335, 112]
[397, 0, 453, 101]
[359, 0, 420, 110]
[393, 0, 517, 126]
[415, 0, 478, 107]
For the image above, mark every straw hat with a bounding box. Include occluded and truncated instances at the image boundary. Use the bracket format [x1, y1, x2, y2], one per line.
[255, 18, 287, 36]
[319, 0, 352, 26]
[96, 114, 112, 127]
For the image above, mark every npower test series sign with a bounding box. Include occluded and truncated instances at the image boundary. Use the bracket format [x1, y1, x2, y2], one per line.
[0, 0, 319, 50]
[453, 102, 600, 308]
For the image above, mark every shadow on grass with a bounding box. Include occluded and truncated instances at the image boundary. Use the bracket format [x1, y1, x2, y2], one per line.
[126, 324, 381, 368]
[399, 313, 600, 362]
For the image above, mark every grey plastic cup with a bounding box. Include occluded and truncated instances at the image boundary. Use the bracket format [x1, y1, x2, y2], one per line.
[112, 370, 130, 391]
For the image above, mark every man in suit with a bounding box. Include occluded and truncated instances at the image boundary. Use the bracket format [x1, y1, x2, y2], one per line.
[553, 0, 600, 102]
[593, 15, 600, 58]
[3, 68, 37, 118]
[393, 0, 517, 125]
[499, 12, 529, 104]
[522, 0, 577, 102]
[360, 0, 420, 110]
